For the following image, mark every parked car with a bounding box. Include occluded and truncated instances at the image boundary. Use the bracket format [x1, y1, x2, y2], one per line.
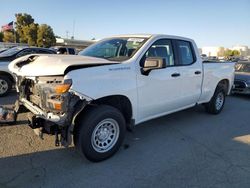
[201, 54, 208, 61]
[7, 34, 234, 162]
[50, 46, 77, 55]
[0, 47, 56, 96]
[232, 61, 250, 94]
[208, 56, 218, 61]
[0, 48, 8, 53]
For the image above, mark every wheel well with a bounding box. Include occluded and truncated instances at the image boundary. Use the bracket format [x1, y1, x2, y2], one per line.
[73, 95, 133, 134]
[0, 71, 15, 83]
[91, 95, 133, 125]
[217, 79, 229, 94]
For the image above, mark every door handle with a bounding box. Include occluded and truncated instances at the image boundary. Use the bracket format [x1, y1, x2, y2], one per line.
[194, 71, 201, 75]
[171, 73, 180, 77]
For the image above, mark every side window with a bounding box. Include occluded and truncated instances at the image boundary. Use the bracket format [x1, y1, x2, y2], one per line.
[37, 49, 53, 54]
[36, 49, 44, 54]
[176, 40, 195, 65]
[16, 49, 34, 57]
[145, 39, 174, 66]
[58, 48, 68, 54]
[68, 48, 75, 55]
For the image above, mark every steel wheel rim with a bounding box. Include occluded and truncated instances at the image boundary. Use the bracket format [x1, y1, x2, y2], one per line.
[0, 79, 8, 94]
[215, 92, 224, 110]
[91, 118, 120, 153]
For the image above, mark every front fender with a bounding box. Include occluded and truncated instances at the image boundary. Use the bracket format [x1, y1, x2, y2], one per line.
[64, 63, 138, 118]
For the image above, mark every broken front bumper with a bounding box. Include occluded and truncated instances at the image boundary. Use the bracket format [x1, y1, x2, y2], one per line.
[20, 98, 66, 123]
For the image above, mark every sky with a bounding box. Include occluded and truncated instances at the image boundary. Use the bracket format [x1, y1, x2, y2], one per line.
[0, 0, 250, 48]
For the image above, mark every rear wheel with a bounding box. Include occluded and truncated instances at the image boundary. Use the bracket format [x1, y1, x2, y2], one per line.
[0, 76, 12, 97]
[205, 86, 226, 114]
[74, 105, 126, 162]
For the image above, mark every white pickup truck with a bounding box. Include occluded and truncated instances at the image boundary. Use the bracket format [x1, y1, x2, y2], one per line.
[6, 34, 234, 162]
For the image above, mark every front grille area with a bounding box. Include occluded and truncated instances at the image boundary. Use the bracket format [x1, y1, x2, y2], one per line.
[18, 77, 66, 113]
[234, 80, 247, 89]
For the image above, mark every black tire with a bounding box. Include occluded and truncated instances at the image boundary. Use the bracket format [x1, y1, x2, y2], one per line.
[0, 76, 12, 97]
[205, 86, 226, 114]
[74, 105, 126, 162]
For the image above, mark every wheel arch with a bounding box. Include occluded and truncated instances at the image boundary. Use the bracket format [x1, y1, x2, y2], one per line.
[74, 94, 134, 132]
[91, 95, 133, 125]
[0, 71, 15, 83]
[217, 79, 230, 95]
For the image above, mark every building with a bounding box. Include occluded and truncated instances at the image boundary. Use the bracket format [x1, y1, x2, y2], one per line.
[201, 47, 225, 57]
[55, 38, 95, 51]
[231, 45, 249, 56]
[198, 48, 202, 55]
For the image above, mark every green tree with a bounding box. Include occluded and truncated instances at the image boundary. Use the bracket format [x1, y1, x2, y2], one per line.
[3, 31, 15, 42]
[0, 32, 3, 42]
[223, 49, 241, 60]
[37, 24, 56, 47]
[224, 49, 232, 57]
[23, 23, 38, 46]
[15, 13, 35, 43]
[232, 50, 240, 56]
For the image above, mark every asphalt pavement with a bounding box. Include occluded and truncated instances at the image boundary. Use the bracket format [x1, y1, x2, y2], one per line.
[0, 92, 250, 188]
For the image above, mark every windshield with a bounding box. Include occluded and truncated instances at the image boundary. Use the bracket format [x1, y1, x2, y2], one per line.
[235, 63, 250, 73]
[79, 37, 147, 61]
[0, 47, 26, 57]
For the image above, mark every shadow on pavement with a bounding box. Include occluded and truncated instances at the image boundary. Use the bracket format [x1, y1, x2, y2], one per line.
[0, 120, 28, 127]
[0, 96, 250, 187]
[0, 103, 250, 188]
[231, 93, 250, 100]
[0, 91, 17, 106]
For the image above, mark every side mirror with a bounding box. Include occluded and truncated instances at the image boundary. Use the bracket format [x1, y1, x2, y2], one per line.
[141, 57, 167, 75]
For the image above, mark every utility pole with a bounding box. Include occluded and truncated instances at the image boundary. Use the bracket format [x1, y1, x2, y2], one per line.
[13, 22, 17, 43]
[72, 20, 75, 40]
[66, 30, 69, 39]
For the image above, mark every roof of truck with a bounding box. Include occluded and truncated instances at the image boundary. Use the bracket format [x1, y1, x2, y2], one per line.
[112, 34, 153, 38]
[110, 34, 194, 42]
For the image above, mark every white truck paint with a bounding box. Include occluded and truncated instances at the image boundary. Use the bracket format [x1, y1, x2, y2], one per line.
[7, 34, 235, 161]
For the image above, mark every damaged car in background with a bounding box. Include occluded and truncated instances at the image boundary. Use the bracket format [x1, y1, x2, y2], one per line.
[232, 61, 250, 94]
[1, 34, 235, 162]
[0, 47, 56, 96]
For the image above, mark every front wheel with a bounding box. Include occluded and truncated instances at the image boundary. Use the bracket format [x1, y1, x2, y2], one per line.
[205, 86, 226, 114]
[74, 105, 126, 162]
[0, 76, 12, 97]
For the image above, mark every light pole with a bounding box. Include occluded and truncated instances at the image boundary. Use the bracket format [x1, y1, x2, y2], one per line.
[43, 38, 45, 47]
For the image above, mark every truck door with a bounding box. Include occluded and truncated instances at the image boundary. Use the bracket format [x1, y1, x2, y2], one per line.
[173, 40, 203, 107]
[137, 39, 184, 121]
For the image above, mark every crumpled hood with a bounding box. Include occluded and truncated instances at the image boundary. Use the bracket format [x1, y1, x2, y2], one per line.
[8, 54, 119, 76]
[235, 72, 250, 81]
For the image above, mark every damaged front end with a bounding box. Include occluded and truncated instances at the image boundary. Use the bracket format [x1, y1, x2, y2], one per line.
[14, 76, 91, 147]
